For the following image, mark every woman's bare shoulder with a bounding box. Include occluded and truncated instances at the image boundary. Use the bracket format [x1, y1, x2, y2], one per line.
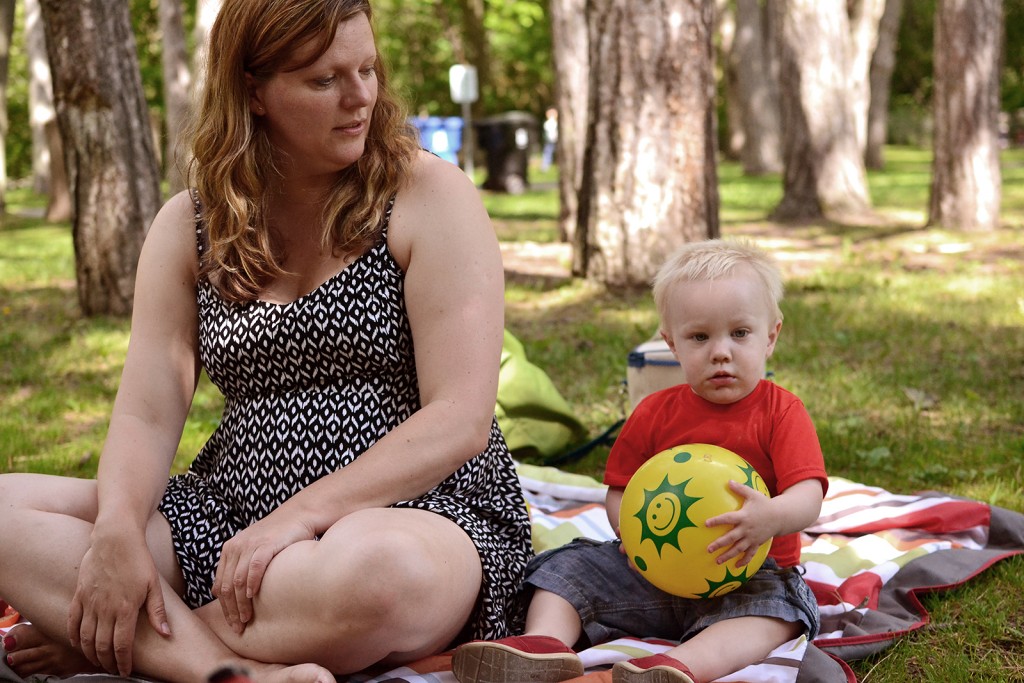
[140, 190, 203, 274]
[404, 150, 478, 204]
[152, 190, 200, 236]
[390, 152, 489, 255]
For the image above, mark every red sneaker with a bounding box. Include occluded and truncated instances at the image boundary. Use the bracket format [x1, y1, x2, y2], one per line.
[452, 634, 584, 683]
[611, 654, 697, 683]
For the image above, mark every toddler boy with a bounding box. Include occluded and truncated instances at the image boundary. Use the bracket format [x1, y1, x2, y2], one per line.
[452, 239, 828, 683]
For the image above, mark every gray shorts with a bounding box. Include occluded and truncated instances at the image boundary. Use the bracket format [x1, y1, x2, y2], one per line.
[523, 538, 820, 647]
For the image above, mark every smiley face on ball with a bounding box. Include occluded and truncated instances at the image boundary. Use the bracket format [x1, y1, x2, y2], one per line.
[646, 492, 681, 535]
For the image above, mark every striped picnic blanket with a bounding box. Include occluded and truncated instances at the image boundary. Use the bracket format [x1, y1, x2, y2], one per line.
[342, 465, 1024, 683]
[4, 466, 1022, 683]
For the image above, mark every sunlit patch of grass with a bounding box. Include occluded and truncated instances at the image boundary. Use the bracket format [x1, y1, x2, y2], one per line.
[717, 164, 784, 223]
[481, 181, 561, 243]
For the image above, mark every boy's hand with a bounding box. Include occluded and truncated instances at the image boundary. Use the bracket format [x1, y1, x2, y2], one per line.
[704, 480, 775, 567]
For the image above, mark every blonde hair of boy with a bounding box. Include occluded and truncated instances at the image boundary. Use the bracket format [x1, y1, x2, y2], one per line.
[651, 239, 784, 328]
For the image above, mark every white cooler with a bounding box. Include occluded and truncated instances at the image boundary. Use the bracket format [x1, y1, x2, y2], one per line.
[626, 338, 684, 409]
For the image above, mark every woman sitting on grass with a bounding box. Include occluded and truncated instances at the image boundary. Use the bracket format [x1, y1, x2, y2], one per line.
[0, 1, 530, 681]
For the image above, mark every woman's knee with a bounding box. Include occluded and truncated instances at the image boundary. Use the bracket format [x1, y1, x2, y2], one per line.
[0, 473, 98, 519]
[225, 510, 480, 671]
[323, 515, 461, 599]
[316, 509, 481, 627]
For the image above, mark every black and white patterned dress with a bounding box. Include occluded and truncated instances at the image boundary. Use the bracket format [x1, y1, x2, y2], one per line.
[157, 195, 532, 640]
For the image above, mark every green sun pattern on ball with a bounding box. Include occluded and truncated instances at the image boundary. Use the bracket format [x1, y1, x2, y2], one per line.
[697, 564, 752, 598]
[633, 474, 702, 556]
[736, 459, 759, 489]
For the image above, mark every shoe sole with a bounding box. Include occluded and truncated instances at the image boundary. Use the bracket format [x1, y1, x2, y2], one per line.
[612, 661, 695, 683]
[451, 641, 585, 683]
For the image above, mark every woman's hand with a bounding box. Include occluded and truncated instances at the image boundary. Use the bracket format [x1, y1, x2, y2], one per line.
[67, 531, 169, 677]
[704, 480, 775, 567]
[214, 513, 317, 633]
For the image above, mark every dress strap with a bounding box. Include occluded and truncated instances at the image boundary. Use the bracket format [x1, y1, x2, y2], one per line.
[377, 194, 397, 242]
[189, 189, 209, 262]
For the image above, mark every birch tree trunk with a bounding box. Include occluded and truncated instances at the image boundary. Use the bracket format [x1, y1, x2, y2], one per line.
[770, 0, 872, 222]
[574, 0, 718, 286]
[0, 0, 14, 215]
[159, 0, 191, 195]
[865, 0, 904, 169]
[847, 0, 887, 155]
[730, 0, 783, 174]
[39, 0, 162, 316]
[549, 0, 589, 244]
[26, 0, 70, 221]
[928, 0, 1002, 231]
[192, 0, 223, 108]
[27, 0, 50, 194]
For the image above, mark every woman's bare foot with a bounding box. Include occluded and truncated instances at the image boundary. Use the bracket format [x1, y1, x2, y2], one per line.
[3, 623, 100, 678]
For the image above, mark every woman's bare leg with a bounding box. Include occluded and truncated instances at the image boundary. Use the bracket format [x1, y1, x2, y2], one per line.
[0, 473, 126, 676]
[1, 475, 484, 679]
[196, 507, 484, 674]
[0, 473, 336, 682]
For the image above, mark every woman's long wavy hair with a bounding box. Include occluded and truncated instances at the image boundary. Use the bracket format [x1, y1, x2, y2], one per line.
[184, 0, 419, 302]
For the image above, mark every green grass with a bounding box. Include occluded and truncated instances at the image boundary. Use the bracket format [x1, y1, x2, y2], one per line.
[0, 191, 222, 474]
[2, 147, 1023, 681]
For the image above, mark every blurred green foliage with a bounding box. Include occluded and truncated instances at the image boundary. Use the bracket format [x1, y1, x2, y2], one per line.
[4, 1, 1024, 182]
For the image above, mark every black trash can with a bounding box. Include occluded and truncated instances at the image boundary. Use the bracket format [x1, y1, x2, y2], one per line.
[475, 111, 538, 194]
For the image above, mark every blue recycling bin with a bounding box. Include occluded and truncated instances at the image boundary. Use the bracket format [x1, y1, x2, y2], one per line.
[408, 116, 464, 165]
[443, 117, 464, 157]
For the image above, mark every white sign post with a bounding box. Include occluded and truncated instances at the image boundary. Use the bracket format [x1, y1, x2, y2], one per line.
[449, 64, 478, 178]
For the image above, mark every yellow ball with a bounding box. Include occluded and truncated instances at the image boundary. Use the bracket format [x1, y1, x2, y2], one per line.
[618, 443, 772, 598]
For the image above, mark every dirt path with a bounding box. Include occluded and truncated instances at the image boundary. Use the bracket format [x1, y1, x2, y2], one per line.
[500, 216, 1024, 282]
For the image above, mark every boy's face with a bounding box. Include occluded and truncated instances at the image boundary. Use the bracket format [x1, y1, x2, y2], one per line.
[660, 266, 782, 405]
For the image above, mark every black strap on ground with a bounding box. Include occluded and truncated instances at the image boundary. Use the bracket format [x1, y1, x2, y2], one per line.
[542, 417, 626, 468]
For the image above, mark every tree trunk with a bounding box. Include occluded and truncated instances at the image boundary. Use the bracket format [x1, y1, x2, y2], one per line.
[575, 0, 718, 286]
[192, 0, 223, 109]
[26, 0, 70, 220]
[39, 0, 162, 316]
[865, 0, 904, 169]
[847, 0, 887, 155]
[449, 0, 491, 118]
[770, 0, 872, 222]
[730, 0, 783, 174]
[0, 0, 14, 216]
[27, 0, 50, 195]
[716, 0, 743, 160]
[159, 0, 191, 195]
[549, 0, 589, 244]
[43, 118, 70, 222]
[928, 0, 1002, 232]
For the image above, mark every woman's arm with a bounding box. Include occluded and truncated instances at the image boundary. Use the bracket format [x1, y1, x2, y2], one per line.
[70, 190, 202, 675]
[94, 191, 201, 535]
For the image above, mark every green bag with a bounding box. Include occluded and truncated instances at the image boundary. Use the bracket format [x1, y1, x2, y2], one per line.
[495, 330, 588, 459]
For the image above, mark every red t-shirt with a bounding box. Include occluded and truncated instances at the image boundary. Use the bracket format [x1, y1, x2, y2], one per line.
[605, 380, 827, 567]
